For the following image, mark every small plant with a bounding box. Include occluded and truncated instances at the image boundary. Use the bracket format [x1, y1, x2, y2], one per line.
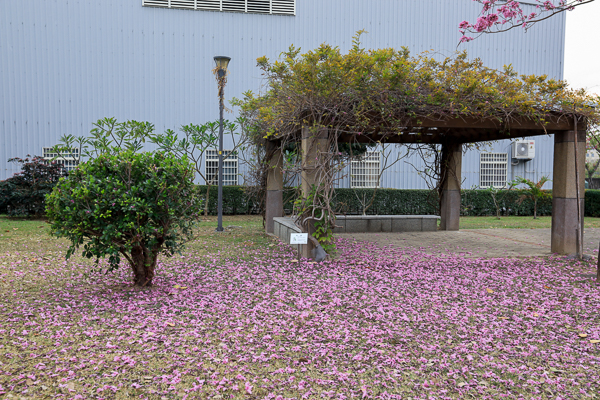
[293, 185, 336, 253]
[46, 151, 202, 286]
[0, 156, 66, 217]
[313, 211, 335, 254]
[514, 176, 551, 219]
[352, 144, 408, 215]
[150, 119, 249, 216]
[484, 181, 517, 219]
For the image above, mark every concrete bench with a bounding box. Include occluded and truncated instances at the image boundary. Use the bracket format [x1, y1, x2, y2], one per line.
[273, 217, 302, 244]
[272, 215, 440, 244]
[333, 215, 440, 233]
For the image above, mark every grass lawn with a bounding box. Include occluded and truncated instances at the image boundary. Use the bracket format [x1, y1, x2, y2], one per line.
[460, 216, 600, 229]
[1, 215, 600, 399]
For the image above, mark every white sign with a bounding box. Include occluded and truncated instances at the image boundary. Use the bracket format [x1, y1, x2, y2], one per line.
[290, 233, 308, 245]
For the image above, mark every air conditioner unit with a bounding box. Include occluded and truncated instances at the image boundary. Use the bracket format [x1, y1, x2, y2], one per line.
[512, 140, 535, 160]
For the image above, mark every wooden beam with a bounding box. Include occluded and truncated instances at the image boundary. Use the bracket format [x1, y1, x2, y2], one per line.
[270, 114, 586, 144]
[411, 114, 578, 131]
[336, 128, 565, 144]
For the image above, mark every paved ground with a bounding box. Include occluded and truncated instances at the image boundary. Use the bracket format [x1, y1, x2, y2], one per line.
[338, 228, 600, 258]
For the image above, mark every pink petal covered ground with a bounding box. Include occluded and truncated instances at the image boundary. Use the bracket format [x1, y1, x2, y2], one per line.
[1, 237, 599, 399]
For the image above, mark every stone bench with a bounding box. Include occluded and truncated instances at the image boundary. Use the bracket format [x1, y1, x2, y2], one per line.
[273, 217, 302, 244]
[333, 215, 440, 233]
[272, 215, 440, 244]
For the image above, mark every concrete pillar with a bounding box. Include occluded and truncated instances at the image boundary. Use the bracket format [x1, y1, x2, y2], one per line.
[552, 130, 585, 255]
[265, 140, 284, 235]
[301, 126, 329, 197]
[300, 126, 329, 259]
[440, 142, 462, 231]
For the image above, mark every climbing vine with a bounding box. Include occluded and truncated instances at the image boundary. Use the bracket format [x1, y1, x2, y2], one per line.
[240, 32, 599, 253]
[242, 31, 598, 141]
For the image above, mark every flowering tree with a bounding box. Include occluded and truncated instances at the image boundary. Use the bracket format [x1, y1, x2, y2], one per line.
[459, 0, 594, 42]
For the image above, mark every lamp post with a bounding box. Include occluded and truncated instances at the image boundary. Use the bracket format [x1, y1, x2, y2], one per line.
[213, 56, 230, 232]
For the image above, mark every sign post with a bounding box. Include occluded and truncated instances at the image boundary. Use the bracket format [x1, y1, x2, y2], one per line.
[290, 233, 308, 262]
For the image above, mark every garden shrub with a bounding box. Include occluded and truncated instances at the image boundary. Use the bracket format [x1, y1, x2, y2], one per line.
[585, 190, 600, 217]
[330, 188, 438, 215]
[198, 185, 262, 215]
[460, 189, 553, 217]
[46, 151, 202, 286]
[171, 186, 600, 218]
[0, 156, 66, 217]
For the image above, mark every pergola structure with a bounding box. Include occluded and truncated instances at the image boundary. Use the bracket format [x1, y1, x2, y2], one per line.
[264, 114, 586, 259]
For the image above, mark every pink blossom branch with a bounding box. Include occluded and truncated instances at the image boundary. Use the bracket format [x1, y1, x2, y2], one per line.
[459, 0, 595, 43]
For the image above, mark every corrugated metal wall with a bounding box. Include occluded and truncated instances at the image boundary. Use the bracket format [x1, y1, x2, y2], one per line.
[1, 0, 565, 187]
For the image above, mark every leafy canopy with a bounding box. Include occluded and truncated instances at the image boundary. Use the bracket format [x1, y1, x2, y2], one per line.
[241, 33, 599, 141]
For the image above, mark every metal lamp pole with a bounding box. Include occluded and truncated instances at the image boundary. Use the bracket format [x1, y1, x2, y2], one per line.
[213, 56, 230, 232]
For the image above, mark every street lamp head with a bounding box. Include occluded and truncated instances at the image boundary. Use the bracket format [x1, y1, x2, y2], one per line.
[213, 56, 231, 77]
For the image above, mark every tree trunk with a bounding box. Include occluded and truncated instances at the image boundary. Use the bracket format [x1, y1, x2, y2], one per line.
[204, 184, 212, 216]
[533, 198, 538, 219]
[131, 245, 156, 287]
[362, 189, 379, 215]
[492, 194, 501, 219]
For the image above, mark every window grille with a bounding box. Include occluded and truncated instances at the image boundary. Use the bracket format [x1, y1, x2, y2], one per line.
[205, 150, 238, 186]
[42, 147, 80, 172]
[142, 0, 295, 15]
[479, 152, 508, 188]
[350, 151, 381, 188]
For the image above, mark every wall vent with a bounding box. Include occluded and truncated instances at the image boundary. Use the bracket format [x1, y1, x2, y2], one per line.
[142, 0, 295, 15]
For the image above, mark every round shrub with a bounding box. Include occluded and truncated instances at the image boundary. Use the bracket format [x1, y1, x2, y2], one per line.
[46, 151, 202, 286]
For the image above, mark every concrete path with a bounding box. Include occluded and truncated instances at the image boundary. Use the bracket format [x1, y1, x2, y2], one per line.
[338, 228, 600, 258]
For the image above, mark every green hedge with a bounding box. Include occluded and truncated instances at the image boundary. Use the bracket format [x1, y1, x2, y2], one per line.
[291, 188, 600, 217]
[199, 186, 600, 217]
[330, 189, 438, 215]
[460, 189, 553, 217]
[6, 171, 597, 218]
[33, 184, 597, 218]
[329, 188, 554, 217]
[196, 186, 440, 216]
[585, 190, 600, 217]
[196, 185, 261, 215]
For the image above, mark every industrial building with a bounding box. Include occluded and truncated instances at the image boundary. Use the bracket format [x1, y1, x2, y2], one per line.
[1, 0, 567, 188]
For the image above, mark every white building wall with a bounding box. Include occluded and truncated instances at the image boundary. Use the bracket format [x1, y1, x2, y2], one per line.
[0, 0, 565, 186]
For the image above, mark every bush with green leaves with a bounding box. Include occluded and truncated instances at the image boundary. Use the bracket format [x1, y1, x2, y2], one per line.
[0, 156, 66, 217]
[514, 176, 551, 219]
[46, 151, 202, 286]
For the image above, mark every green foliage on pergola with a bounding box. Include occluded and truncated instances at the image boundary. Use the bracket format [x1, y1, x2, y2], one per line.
[241, 33, 599, 142]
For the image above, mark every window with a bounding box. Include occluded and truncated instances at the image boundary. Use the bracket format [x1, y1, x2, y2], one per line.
[142, 0, 295, 15]
[350, 151, 381, 188]
[205, 150, 238, 186]
[42, 147, 80, 172]
[479, 152, 508, 188]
